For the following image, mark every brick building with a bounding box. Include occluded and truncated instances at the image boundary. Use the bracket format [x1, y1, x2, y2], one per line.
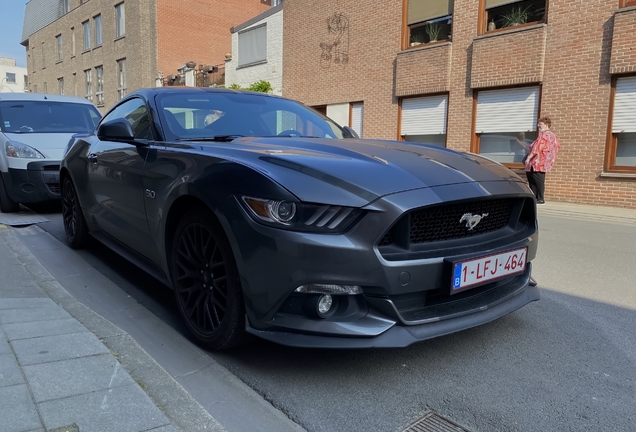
[21, 0, 271, 110]
[282, 0, 636, 208]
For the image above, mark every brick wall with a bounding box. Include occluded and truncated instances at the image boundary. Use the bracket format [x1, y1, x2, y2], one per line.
[25, 0, 157, 111]
[155, 0, 269, 77]
[283, 0, 636, 208]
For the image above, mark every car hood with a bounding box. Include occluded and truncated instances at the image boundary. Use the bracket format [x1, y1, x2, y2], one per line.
[203, 137, 525, 206]
[3, 132, 77, 160]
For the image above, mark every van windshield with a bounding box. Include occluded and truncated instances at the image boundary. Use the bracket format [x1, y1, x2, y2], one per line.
[0, 101, 102, 134]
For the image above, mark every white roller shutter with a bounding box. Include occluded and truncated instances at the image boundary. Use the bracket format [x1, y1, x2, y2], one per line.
[476, 87, 539, 133]
[326, 103, 350, 129]
[613, 76, 636, 133]
[351, 103, 363, 138]
[401, 95, 448, 136]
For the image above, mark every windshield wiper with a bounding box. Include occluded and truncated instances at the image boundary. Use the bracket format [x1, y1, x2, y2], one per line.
[176, 135, 245, 142]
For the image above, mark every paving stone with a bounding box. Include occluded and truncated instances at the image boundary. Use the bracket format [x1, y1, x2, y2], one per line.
[0, 353, 24, 388]
[39, 384, 170, 432]
[23, 353, 135, 403]
[0, 332, 10, 355]
[141, 425, 180, 432]
[2, 318, 87, 341]
[11, 332, 109, 366]
[0, 384, 42, 432]
[0, 306, 71, 325]
[0, 298, 54, 310]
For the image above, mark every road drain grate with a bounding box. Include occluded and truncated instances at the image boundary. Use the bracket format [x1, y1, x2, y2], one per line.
[401, 411, 471, 432]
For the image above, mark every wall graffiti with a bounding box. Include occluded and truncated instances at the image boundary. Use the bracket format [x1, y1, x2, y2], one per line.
[319, 13, 350, 69]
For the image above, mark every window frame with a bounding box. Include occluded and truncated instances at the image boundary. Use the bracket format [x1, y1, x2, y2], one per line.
[115, 3, 126, 38]
[398, 93, 449, 147]
[56, 34, 63, 62]
[85, 69, 93, 101]
[478, 0, 549, 36]
[95, 66, 104, 106]
[5, 72, 16, 84]
[94, 14, 102, 46]
[117, 58, 127, 100]
[471, 85, 542, 169]
[237, 23, 268, 67]
[58, 77, 64, 95]
[402, 0, 453, 50]
[82, 20, 91, 51]
[604, 74, 636, 174]
[620, 0, 636, 7]
[71, 27, 76, 56]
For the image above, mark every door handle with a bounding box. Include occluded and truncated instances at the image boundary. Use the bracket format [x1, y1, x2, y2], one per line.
[87, 153, 98, 163]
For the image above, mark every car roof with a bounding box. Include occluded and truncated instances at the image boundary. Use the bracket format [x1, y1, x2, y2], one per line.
[132, 86, 283, 100]
[0, 93, 96, 105]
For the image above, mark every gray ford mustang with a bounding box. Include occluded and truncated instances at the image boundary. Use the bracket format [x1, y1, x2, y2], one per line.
[60, 87, 539, 350]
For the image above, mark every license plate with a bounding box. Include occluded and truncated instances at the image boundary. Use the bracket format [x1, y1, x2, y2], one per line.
[451, 247, 527, 293]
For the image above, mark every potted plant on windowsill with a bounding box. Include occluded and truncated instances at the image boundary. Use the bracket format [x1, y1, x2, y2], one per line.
[410, 31, 424, 46]
[502, 5, 531, 28]
[425, 22, 442, 43]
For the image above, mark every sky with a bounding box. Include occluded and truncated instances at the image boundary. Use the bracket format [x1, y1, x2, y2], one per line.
[0, 1, 28, 67]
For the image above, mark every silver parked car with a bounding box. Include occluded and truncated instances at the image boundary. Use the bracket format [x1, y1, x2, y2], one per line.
[0, 93, 101, 212]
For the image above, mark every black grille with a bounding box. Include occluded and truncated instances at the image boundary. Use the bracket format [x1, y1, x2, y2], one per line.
[46, 183, 61, 194]
[379, 231, 393, 246]
[409, 199, 514, 244]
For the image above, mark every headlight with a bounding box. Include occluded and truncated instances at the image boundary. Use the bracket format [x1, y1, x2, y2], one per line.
[241, 196, 362, 232]
[5, 141, 45, 159]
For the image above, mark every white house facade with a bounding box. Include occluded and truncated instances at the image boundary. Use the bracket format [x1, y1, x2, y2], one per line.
[225, 4, 283, 95]
[0, 58, 28, 93]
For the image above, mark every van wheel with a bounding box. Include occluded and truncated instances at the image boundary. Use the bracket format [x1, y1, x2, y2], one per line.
[0, 176, 19, 213]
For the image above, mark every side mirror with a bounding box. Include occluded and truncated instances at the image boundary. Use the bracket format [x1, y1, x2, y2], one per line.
[342, 126, 359, 139]
[97, 118, 135, 142]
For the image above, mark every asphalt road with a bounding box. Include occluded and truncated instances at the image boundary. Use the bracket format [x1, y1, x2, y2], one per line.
[15, 204, 636, 432]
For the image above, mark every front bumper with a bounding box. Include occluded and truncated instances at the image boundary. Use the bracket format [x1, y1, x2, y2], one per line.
[221, 182, 539, 348]
[2, 161, 62, 203]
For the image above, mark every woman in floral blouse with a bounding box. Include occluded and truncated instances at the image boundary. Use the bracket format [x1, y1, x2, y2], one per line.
[524, 116, 561, 204]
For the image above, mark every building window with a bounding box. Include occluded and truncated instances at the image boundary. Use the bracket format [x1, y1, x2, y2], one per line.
[606, 76, 636, 172]
[94, 15, 102, 46]
[41, 42, 46, 69]
[620, 0, 636, 7]
[85, 69, 93, 101]
[71, 27, 76, 56]
[401, 95, 448, 147]
[43, 82, 47, 93]
[473, 86, 540, 166]
[350, 103, 364, 138]
[56, 34, 63, 61]
[116, 3, 126, 38]
[23, 75, 28, 91]
[238, 24, 267, 67]
[481, 0, 547, 34]
[83, 21, 91, 50]
[5, 72, 16, 84]
[405, 0, 453, 48]
[117, 59, 127, 99]
[62, 0, 69, 14]
[95, 66, 104, 105]
[58, 77, 64, 95]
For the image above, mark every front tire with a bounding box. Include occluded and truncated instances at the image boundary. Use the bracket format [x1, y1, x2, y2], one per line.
[170, 208, 247, 350]
[61, 177, 91, 248]
[0, 175, 20, 213]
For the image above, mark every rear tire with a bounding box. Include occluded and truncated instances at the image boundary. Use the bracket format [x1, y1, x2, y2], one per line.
[170, 208, 247, 350]
[61, 177, 91, 249]
[0, 175, 20, 213]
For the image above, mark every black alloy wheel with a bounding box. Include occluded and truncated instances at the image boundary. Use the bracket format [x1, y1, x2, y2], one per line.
[171, 208, 246, 349]
[61, 177, 90, 249]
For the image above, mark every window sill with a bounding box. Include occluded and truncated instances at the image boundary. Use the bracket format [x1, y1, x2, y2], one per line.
[475, 23, 546, 40]
[71, 55, 76, 59]
[93, 45, 102, 50]
[237, 60, 267, 70]
[599, 171, 636, 179]
[55, 60, 62, 65]
[399, 40, 451, 54]
[82, 49, 90, 54]
[616, 5, 636, 13]
[114, 35, 126, 42]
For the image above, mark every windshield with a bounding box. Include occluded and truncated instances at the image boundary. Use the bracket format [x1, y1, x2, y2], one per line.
[157, 92, 346, 141]
[0, 101, 102, 134]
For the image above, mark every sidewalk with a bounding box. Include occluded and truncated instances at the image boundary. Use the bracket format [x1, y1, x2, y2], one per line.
[0, 225, 226, 432]
[537, 201, 636, 225]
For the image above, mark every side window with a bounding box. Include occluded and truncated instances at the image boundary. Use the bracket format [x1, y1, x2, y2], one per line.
[100, 98, 153, 140]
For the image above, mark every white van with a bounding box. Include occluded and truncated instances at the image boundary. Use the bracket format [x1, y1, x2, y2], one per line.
[0, 93, 101, 212]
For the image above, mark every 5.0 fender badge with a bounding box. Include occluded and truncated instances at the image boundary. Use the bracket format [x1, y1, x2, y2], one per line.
[460, 212, 489, 231]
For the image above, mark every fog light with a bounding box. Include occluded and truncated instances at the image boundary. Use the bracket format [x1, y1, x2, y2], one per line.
[317, 294, 333, 316]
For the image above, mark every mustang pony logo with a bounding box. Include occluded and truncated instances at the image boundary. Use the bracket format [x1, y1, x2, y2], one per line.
[460, 213, 489, 231]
